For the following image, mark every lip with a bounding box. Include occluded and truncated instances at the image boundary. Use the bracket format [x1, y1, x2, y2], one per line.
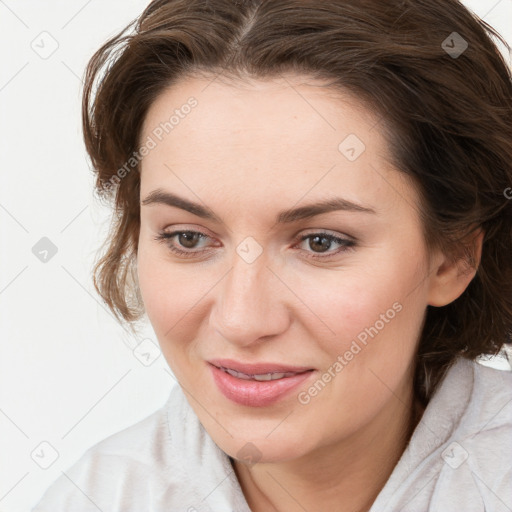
[208, 358, 314, 375]
[208, 360, 315, 407]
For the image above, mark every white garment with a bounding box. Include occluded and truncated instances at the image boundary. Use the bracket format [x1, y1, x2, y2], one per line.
[32, 358, 512, 512]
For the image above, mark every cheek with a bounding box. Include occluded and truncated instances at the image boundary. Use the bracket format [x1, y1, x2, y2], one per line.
[136, 250, 213, 383]
[290, 266, 426, 433]
[136, 240, 201, 338]
[301, 248, 428, 365]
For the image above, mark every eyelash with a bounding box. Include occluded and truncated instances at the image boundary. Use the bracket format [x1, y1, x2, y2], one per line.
[154, 230, 355, 260]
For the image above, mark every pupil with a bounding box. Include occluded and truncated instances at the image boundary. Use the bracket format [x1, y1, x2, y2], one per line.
[310, 235, 331, 253]
[179, 232, 199, 248]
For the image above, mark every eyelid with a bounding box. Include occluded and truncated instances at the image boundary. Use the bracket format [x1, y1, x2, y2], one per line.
[160, 223, 219, 238]
[294, 228, 355, 242]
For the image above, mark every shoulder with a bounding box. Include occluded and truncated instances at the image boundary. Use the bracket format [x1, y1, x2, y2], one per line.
[33, 383, 248, 512]
[436, 360, 512, 511]
[370, 358, 512, 512]
[456, 360, 512, 474]
[432, 360, 512, 511]
[31, 391, 180, 512]
[453, 358, 512, 446]
[435, 356, 512, 435]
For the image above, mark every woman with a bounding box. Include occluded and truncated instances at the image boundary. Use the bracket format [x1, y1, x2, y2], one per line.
[33, 0, 512, 510]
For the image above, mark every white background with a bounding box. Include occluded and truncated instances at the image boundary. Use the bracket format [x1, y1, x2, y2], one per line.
[1, 1, 511, 510]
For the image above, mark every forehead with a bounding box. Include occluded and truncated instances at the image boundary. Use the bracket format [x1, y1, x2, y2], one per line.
[141, 73, 381, 158]
[139, 74, 416, 218]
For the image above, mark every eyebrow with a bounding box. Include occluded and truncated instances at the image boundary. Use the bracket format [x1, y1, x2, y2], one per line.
[141, 189, 376, 224]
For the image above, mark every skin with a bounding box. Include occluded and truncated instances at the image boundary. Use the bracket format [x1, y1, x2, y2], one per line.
[136, 74, 482, 512]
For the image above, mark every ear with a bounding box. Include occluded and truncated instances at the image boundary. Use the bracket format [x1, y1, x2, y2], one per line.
[427, 228, 484, 307]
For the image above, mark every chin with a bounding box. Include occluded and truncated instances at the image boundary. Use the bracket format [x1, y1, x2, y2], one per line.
[213, 425, 316, 466]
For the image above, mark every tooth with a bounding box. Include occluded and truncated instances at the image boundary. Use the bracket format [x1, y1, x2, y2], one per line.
[253, 373, 273, 381]
[256, 372, 293, 380]
[221, 366, 300, 381]
[225, 368, 253, 380]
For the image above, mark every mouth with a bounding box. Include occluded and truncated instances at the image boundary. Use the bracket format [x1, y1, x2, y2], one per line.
[216, 366, 309, 381]
[207, 359, 315, 407]
[208, 358, 315, 377]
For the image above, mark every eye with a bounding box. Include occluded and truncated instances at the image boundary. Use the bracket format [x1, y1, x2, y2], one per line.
[295, 231, 355, 259]
[154, 230, 214, 258]
[154, 229, 355, 261]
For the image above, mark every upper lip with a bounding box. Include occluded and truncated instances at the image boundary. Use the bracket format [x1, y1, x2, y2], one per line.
[208, 358, 314, 375]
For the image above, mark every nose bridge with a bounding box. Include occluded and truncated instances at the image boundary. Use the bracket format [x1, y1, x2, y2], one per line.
[211, 249, 288, 345]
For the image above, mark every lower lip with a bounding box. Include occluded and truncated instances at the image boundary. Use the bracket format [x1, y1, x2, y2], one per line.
[209, 364, 314, 407]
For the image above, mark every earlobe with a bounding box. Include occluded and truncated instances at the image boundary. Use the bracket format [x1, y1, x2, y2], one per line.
[427, 229, 484, 307]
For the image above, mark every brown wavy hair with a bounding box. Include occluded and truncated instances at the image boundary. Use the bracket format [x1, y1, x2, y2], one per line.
[82, 0, 512, 404]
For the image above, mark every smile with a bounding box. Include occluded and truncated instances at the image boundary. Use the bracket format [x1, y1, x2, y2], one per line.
[208, 362, 315, 407]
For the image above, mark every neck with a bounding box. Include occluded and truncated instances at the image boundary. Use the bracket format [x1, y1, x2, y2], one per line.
[232, 388, 424, 512]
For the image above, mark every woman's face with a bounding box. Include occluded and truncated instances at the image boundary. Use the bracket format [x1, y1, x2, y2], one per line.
[137, 74, 438, 463]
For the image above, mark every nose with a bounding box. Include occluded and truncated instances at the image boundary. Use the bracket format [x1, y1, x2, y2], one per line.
[209, 254, 291, 348]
